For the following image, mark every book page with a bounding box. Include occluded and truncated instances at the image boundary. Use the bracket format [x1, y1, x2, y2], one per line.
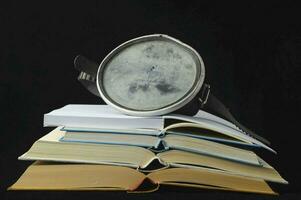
[165, 123, 240, 141]
[163, 115, 275, 153]
[62, 131, 160, 148]
[39, 127, 64, 142]
[62, 126, 161, 136]
[194, 109, 240, 129]
[157, 150, 287, 183]
[163, 135, 260, 166]
[9, 162, 145, 191]
[165, 110, 239, 130]
[147, 168, 276, 195]
[19, 128, 157, 169]
[47, 104, 145, 118]
[44, 105, 164, 129]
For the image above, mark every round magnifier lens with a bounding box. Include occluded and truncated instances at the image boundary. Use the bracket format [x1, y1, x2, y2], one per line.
[97, 35, 204, 114]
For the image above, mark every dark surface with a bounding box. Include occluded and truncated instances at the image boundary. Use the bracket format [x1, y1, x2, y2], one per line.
[1, 1, 300, 199]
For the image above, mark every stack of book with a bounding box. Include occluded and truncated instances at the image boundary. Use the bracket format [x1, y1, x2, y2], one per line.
[9, 104, 287, 194]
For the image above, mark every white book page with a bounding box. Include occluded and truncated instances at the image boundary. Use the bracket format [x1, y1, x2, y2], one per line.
[194, 109, 240, 130]
[47, 104, 158, 119]
[164, 114, 275, 153]
[44, 104, 164, 129]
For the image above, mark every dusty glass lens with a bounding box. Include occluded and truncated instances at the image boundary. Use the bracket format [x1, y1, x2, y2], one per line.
[100, 38, 200, 111]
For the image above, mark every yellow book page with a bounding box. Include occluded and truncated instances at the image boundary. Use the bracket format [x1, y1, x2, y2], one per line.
[158, 150, 287, 183]
[165, 123, 241, 141]
[9, 162, 145, 191]
[19, 128, 156, 168]
[163, 122, 275, 153]
[164, 135, 260, 165]
[147, 168, 276, 195]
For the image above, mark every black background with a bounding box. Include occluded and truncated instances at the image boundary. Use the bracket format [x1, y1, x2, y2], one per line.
[1, 1, 301, 199]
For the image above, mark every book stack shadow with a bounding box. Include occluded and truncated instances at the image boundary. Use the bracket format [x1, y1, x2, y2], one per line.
[9, 105, 288, 194]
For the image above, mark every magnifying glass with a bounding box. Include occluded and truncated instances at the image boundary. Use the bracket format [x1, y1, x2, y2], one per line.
[74, 34, 269, 145]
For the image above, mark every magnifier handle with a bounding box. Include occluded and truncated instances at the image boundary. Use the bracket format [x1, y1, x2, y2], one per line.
[74, 55, 100, 97]
[202, 91, 271, 145]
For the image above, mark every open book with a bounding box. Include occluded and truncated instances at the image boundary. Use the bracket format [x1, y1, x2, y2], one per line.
[9, 161, 277, 195]
[44, 104, 274, 152]
[19, 128, 287, 184]
[61, 123, 260, 150]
